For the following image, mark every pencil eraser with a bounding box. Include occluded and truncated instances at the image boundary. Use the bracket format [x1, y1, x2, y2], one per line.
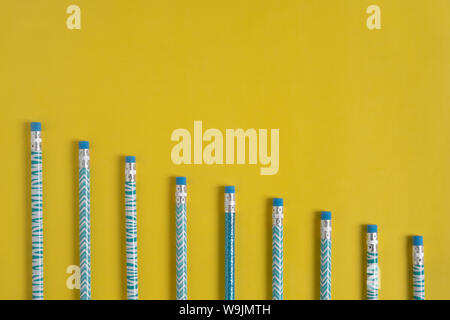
[273, 198, 283, 206]
[125, 156, 136, 163]
[367, 224, 378, 233]
[176, 176, 186, 185]
[78, 141, 89, 149]
[321, 211, 331, 220]
[413, 236, 423, 246]
[30, 122, 41, 131]
[225, 186, 235, 193]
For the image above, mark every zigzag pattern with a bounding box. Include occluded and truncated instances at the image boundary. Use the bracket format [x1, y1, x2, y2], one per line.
[176, 202, 187, 300]
[413, 264, 425, 300]
[320, 239, 331, 300]
[367, 252, 379, 300]
[272, 225, 283, 300]
[225, 213, 235, 300]
[79, 167, 91, 300]
[31, 151, 44, 300]
[125, 181, 138, 300]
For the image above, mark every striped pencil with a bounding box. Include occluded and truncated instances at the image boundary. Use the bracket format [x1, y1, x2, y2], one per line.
[30, 122, 44, 300]
[272, 198, 284, 300]
[412, 236, 425, 300]
[175, 177, 187, 300]
[125, 156, 138, 300]
[320, 211, 332, 300]
[366, 224, 379, 300]
[224, 186, 235, 300]
[78, 141, 91, 300]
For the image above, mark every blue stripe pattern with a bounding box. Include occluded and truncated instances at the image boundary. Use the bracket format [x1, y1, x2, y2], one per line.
[225, 212, 235, 300]
[320, 238, 331, 300]
[125, 181, 138, 300]
[31, 151, 44, 300]
[176, 196, 187, 300]
[413, 264, 425, 300]
[272, 224, 283, 300]
[79, 167, 91, 300]
[367, 252, 379, 300]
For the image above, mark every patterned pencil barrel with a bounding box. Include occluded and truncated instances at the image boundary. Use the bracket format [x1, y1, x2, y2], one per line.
[224, 186, 235, 300]
[78, 141, 91, 300]
[272, 198, 284, 300]
[412, 236, 425, 300]
[320, 211, 332, 300]
[366, 224, 379, 300]
[30, 122, 44, 300]
[175, 176, 187, 300]
[125, 156, 138, 300]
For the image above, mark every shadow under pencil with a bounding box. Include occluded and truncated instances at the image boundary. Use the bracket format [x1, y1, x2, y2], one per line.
[217, 186, 225, 300]
[168, 177, 177, 299]
[118, 156, 127, 300]
[313, 211, 321, 300]
[406, 235, 414, 300]
[265, 198, 272, 300]
[24, 123, 32, 299]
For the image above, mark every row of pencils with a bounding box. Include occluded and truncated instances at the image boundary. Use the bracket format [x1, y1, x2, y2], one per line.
[29, 122, 425, 300]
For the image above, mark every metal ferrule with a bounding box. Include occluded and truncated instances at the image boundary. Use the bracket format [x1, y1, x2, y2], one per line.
[367, 233, 378, 253]
[272, 206, 283, 226]
[79, 149, 90, 169]
[175, 184, 187, 204]
[320, 220, 331, 240]
[31, 131, 42, 152]
[413, 245, 424, 266]
[224, 193, 235, 213]
[125, 162, 136, 182]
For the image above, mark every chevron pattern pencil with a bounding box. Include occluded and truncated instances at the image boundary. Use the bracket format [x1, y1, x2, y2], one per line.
[175, 177, 187, 300]
[78, 141, 91, 300]
[272, 198, 283, 300]
[320, 211, 332, 300]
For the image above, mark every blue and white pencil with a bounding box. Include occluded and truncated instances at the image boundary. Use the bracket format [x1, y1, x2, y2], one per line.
[224, 186, 235, 300]
[412, 236, 425, 300]
[30, 122, 44, 300]
[78, 141, 91, 300]
[320, 211, 332, 300]
[272, 198, 283, 300]
[366, 224, 379, 300]
[175, 177, 187, 300]
[125, 156, 138, 300]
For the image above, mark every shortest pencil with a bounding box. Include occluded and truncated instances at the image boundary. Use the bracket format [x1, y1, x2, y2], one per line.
[272, 198, 283, 300]
[366, 225, 379, 300]
[320, 211, 332, 300]
[412, 236, 425, 300]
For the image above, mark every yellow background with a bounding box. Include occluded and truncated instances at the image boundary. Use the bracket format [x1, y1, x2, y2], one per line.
[1, 0, 449, 300]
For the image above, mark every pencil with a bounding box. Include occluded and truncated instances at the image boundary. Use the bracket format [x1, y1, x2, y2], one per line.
[320, 211, 332, 300]
[78, 141, 91, 300]
[125, 156, 138, 300]
[30, 122, 44, 300]
[366, 224, 379, 300]
[412, 236, 425, 300]
[272, 198, 283, 300]
[224, 186, 235, 300]
[176, 176, 187, 300]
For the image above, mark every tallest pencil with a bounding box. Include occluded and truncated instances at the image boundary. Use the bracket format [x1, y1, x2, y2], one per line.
[78, 141, 91, 300]
[30, 122, 44, 300]
[224, 186, 235, 300]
